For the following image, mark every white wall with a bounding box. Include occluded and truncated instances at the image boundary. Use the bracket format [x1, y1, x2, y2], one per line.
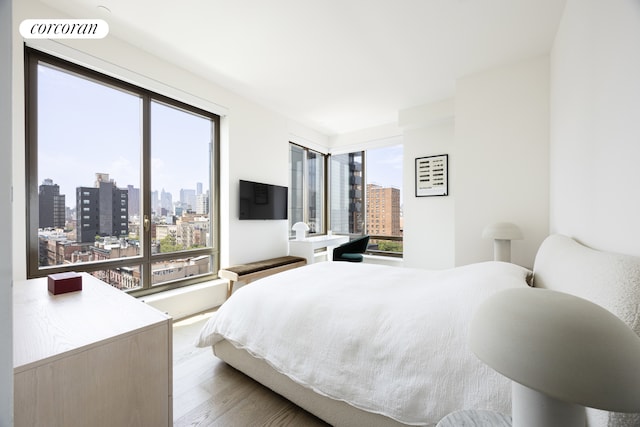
[400, 57, 550, 270]
[550, 0, 640, 256]
[1, 0, 14, 424]
[10, 0, 329, 284]
[454, 56, 550, 268]
[399, 100, 456, 269]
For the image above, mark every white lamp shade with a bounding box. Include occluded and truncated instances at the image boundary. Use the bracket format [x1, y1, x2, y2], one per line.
[469, 288, 640, 413]
[291, 222, 309, 231]
[482, 222, 523, 262]
[482, 222, 523, 240]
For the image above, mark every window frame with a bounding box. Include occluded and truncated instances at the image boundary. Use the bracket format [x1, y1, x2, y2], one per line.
[328, 150, 366, 237]
[288, 142, 328, 237]
[329, 146, 404, 258]
[25, 47, 220, 297]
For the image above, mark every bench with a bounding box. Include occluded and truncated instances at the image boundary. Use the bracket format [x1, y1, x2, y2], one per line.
[218, 255, 307, 298]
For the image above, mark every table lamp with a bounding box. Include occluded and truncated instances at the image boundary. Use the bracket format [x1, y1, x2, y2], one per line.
[482, 222, 523, 262]
[291, 222, 309, 240]
[469, 288, 640, 427]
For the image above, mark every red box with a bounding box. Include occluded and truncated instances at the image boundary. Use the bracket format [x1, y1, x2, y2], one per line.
[48, 272, 82, 295]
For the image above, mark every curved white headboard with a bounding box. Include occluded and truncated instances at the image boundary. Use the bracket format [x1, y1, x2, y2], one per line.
[534, 234, 640, 335]
[533, 234, 640, 427]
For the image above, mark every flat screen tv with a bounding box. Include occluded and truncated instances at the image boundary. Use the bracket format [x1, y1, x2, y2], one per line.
[239, 179, 288, 220]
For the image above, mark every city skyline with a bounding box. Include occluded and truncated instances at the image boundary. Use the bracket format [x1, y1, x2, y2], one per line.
[37, 63, 212, 211]
[37, 63, 401, 222]
[39, 174, 206, 214]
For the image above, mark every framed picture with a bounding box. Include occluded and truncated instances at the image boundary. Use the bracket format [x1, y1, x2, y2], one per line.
[415, 154, 448, 197]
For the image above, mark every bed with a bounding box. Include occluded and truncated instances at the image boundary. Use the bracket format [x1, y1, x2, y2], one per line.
[197, 235, 640, 427]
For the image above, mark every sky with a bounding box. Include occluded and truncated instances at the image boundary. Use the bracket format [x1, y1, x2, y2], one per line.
[37, 60, 403, 212]
[366, 144, 403, 197]
[37, 63, 211, 209]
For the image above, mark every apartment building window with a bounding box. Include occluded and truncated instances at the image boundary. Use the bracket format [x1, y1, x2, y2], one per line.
[330, 143, 403, 257]
[289, 143, 326, 237]
[25, 47, 220, 296]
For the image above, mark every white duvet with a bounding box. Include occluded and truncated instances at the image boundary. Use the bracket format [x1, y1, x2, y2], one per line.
[197, 261, 531, 426]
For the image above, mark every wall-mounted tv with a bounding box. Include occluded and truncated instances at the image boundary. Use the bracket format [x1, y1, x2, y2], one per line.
[239, 179, 288, 220]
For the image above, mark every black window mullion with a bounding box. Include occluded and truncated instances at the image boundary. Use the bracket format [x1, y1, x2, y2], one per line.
[322, 152, 329, 235]
[361, 150, 366, 236]
[210, 116, 221, 276]
[25, 51, 40, 278]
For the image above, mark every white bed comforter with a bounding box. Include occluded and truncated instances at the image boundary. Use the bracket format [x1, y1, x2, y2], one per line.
[197, 261, 531, 426]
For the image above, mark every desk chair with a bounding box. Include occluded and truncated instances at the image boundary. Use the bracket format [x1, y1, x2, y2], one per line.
[332, 235, 370, 262]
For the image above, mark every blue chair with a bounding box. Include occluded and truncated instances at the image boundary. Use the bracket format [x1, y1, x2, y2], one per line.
[332, 235, 370, 262]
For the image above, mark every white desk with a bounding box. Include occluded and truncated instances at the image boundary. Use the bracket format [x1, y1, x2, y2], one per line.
[13, 273, 173, 427]
[289, 235, 349, 264]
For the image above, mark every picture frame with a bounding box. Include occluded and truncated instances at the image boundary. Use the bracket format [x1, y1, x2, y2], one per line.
[415, 154, 448, 197]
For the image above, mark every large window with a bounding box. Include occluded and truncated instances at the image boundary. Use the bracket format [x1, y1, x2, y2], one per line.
[365, 145, 403, 256]
[330, 144, 403, 256]
[289, 143, 326, 237]
[26, 48, 219, 296]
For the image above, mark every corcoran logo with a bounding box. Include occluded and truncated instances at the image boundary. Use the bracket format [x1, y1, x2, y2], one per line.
[20, 19, 109, 39]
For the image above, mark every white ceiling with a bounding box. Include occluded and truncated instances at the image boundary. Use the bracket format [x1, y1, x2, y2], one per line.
[41, 0, 567, 135]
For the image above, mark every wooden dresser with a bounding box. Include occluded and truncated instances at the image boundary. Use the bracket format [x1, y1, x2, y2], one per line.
[13, 273, 172, 427]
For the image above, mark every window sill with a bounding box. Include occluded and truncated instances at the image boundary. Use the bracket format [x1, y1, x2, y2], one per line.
[363, 254, 404, 267]
[313, 251, 404, 267]
[140, 278, 227, 321]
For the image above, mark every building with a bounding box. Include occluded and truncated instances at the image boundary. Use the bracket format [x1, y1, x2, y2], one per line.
[196, 191, 209, 215]
[366, 184, 401, 237]
[176, 212, 210, 249]
[151, 190, 159, 215]
[38, 178, 66, 229]
[76, 173, 129, 243]
[160, 188, 173, 215]
[127, 185, 140, 217]
[180, 188, 196, 211]
[151, 255, 210, 285]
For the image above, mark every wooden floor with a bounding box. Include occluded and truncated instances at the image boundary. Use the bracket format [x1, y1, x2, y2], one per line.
[172, 312, 330, 427]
